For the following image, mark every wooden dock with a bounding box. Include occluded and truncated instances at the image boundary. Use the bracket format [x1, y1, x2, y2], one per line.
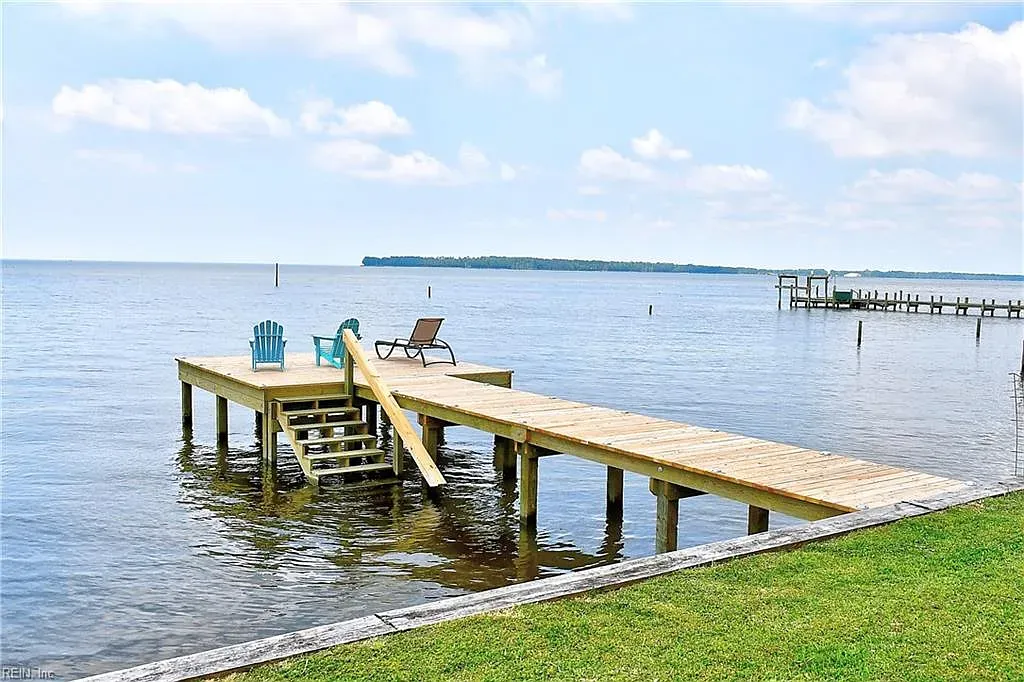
[777, 274, 1023, 317]
[177, 337, 966, 553]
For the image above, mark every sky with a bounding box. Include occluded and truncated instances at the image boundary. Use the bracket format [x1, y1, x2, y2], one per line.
[2, 1, 1022, 273]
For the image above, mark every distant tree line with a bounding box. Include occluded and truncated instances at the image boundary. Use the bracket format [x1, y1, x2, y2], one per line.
[360, 256, 1022, 281]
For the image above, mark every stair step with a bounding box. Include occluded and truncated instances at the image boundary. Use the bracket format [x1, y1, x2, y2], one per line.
[305, 448, 386, 463]
[276, 393, 351, 404]
[299, 433, 375, 446]
[311, 462, 395, 479]
[280, 403, 360, 413]
[288, 419, 362, 432]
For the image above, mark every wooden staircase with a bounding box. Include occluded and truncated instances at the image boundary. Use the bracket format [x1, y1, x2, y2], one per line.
[275, 395, 394, 485]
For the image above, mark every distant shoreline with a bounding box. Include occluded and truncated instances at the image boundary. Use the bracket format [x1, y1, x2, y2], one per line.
[361, 256, 1024, 282]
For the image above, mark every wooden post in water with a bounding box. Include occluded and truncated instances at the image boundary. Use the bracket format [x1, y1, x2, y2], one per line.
[857, 320, 863, 347]
[650, 479, 686, 553]
[648, 304, 653, 316]
[261, 403, 277, 470]
[1019, 339, 1023, 376]
[606, 466, 624, 521]
[976, 317, 982, 340]
[419, 414, 442, 462]
[520, 442, 540, 527]
[275, 263, 279, 287]
[428, 285, 431, 299]
[494, 436, 517, 479]
[216, 396, 228, 447]
[392, 425, 405, 476]
[180, 382, 193, 429]
[364, 401, 378, 437]
[748, 506, 769, 534]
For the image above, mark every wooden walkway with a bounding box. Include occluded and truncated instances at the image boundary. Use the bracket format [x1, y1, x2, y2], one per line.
[178, 351, 966, 552]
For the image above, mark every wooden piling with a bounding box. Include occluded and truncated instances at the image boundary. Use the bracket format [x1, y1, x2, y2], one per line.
[364, 401, 378, 437]
[260, 405, 277, 469]
[857, 320, 863, 347]
[520, 443, 539, 527]
[419, 414, 441, 462]
[428, 285, 431, 299]
[747, 505, 769, 534]
[494, 436, 516, 479]
[976, 317, 981, 340]
[216, 395, 228, 447]
[392, 424, 405, 476]
[648, 304, 653, 316]
[606, 466, 624, 521]
[180, 381, 193, 429]
[274, 263, 279, 287]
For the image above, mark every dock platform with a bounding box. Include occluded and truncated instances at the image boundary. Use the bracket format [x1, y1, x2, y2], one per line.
[177, 348, 965, 552]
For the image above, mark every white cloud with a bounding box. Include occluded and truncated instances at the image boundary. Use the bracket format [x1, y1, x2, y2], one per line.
[53, 79, 289, 136]
[500, 163, 517, 181]
[63, 3, 556, 94]
[74, 148, 199, 174]
[74, 148, 157, 173]
[811, 57, 832, 69]
[300, 98, 411, 137]
[631, 129, 691, 161]
[786, 22, 1023, 158]
[458, 143, 491, 178]
[578, 146, 655, 182]
[847, 169, 1017, 204]
[513, 54, 563, 95]
[547, 208, 607, 222]
[788, 2, 963, 28]
[685, 165, 773, 193]
[578, 185, 604, 196]
[312, 138, 457, 185]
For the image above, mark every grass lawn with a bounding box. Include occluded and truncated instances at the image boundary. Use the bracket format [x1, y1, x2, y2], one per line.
[234, 493, 1024, 682]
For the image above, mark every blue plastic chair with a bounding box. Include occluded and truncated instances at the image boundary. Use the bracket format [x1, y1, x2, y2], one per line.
[250, 320, 286, 371]
[313, 318, 361, 368]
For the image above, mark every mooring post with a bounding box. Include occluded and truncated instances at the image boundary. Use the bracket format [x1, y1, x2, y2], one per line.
[648, 304, 653, 315]
[180, 382, 193, 430]
[275, 263, 279, 287]
[976, 317, 982, 340]
[519, 442, 539, 527]
[606, 466, 624, 521]
[857, 320, 863, 347]
[392, 424, 405, 476]
[418, 414, 441, 462]
[748, 505, 769, 534]
[428, 285, 431, 299]
[216, 395, 228, 447]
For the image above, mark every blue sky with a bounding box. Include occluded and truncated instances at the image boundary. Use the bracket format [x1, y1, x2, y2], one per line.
[3, 2, 1022, 272]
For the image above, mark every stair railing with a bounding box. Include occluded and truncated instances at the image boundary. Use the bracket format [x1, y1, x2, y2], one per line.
[342, 329, 446, 487]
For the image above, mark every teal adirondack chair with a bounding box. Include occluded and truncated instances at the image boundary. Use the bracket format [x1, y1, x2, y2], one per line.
[250, 320, 286, 371]
[313, 318, 361, 368]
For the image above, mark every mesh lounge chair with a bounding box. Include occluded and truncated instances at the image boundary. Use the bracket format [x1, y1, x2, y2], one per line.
[375, 317, 456, 367]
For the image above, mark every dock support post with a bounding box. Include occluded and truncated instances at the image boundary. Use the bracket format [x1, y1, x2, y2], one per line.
[364, 401, 378, 437]
[494, 436, 517, 479]
[519, 442, 539, 527]
[857, 320, 863, 347]
[216, 396, 228, 447]
[606, 466, 624, 521]
[418, 414, 442, 462]
[650, 480, 703, 553]
[976, 317, 982, 340]
[181, 382, 193, 430]
[392, 424, 405, 476]
[748, 505, 769, 534]
[260, 405, 277, 470]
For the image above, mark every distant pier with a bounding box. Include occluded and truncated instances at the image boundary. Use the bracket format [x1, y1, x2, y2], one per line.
[777, 274, 1023, 317]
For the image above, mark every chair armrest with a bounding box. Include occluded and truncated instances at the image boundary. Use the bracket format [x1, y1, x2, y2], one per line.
[249, 340, 255, 349]
[312, 335, 333, 342]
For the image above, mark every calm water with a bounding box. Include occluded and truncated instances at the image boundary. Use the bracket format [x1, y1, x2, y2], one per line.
[2, 261, 1022, 678]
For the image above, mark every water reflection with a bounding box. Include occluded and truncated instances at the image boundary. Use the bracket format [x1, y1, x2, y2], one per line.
[174, 429, 626, 594]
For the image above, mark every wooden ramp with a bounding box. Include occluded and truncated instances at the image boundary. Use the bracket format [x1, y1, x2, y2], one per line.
[381, 372, 965, 522]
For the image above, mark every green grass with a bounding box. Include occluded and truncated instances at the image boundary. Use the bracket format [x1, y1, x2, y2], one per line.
[235, 493, 1024, 682]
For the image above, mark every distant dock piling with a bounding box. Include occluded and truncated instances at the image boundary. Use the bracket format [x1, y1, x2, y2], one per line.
[857, 320, 863, 347]
[275, 263, 279, 287]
